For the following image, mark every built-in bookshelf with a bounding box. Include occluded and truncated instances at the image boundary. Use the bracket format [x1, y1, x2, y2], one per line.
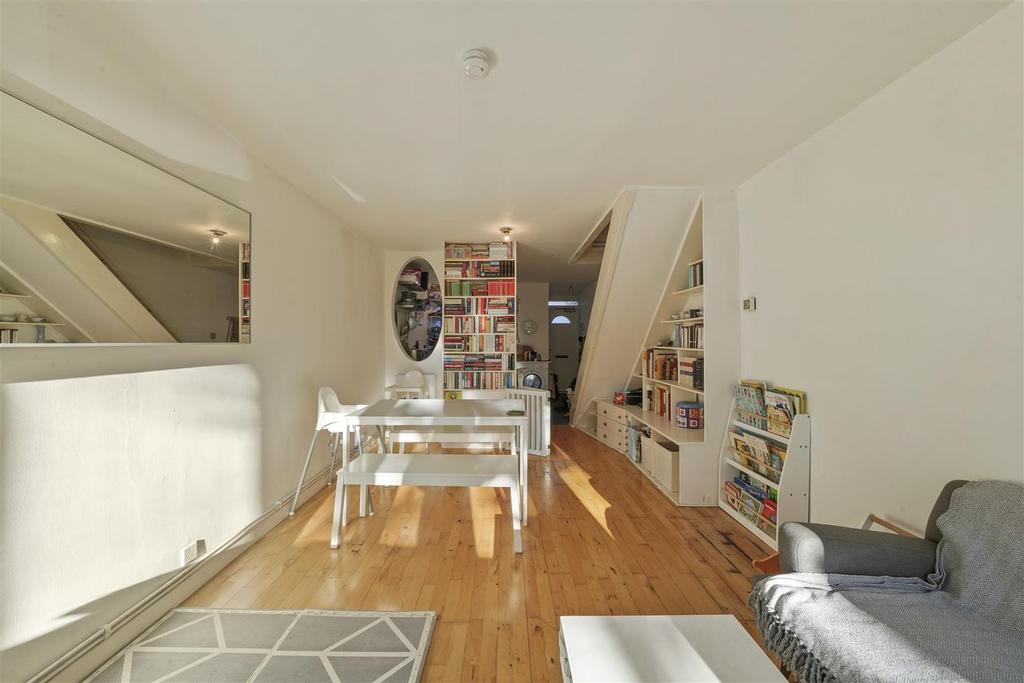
[238, 242, 251, 343]
[442, 241, 517, 397]
[718, 383, 810, 549]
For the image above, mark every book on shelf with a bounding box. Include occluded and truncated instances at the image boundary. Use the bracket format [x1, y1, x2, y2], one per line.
[673, 321, 703, 349]
[442, 315, 516, 334]
[444, 280, 515, 296]
[443, 333, 513, 353]
[0, 328, 19, 344]
[444, 261, 515, 278]
[443, 371, 515, 390]
[443, 297, 516, 316]
[445, 242, 514, 260]
[678, 357, 704, 389]
[239, 243, 251, 261]
[722, 472, 778, 527]
[687, 261, 704, 289]
[733, 380, 769, 430]
[645, 384, 673, 420]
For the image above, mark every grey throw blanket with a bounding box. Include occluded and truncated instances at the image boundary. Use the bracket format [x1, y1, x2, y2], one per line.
[749, 480, 1024, 683]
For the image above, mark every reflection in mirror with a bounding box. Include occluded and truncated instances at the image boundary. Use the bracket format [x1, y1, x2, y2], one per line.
[393, 258, 441, 361]
[0, 90, 252, 344]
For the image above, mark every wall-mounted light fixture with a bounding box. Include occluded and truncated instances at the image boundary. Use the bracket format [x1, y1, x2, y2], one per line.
[500, 227, 513, 242]
[209, 229, 227, 246]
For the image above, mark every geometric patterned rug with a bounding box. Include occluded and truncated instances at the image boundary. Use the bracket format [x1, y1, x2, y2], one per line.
[84, 608, 436, 683]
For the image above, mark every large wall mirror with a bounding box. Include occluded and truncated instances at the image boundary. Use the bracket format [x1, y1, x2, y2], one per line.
[0, 91, 252, 344]
[393, 258, 441, 361]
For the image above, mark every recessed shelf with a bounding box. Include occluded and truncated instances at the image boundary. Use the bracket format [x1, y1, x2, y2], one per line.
[0, 321, 64, 327]
[647, 346, 704, 352]
[443, 351, 515, 354]
[0, 292, 31, 299]
[658, 317, 704, 325]
[633, 374, 704, 396]
[671, 284, 704, 296]
[445, 258, 515, 262]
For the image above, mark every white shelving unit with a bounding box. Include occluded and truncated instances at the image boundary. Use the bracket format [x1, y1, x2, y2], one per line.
[717, 399, 810, 548]
[576, 190, 740, 509]
[238, 242, 251, 342]
[442, 241, 517, 396]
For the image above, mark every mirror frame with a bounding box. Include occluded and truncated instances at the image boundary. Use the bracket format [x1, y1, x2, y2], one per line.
[392, 257, 441, 362]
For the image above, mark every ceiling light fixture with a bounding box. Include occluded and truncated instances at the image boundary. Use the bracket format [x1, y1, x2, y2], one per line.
[500, 227, 513, 242]
[208, 229, 227, 246]
[463, 49, 491, 80]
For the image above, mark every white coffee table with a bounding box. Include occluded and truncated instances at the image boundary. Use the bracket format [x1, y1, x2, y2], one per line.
[559, 615, 784, 682]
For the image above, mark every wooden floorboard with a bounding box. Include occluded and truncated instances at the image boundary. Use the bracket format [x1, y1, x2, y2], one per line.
[184, 425, 775, 681]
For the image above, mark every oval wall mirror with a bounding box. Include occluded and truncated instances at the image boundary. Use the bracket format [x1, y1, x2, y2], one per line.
[393, 258, 441, 361]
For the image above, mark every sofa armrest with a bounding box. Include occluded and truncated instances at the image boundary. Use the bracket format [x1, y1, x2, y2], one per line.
[779, 522, 937, 578]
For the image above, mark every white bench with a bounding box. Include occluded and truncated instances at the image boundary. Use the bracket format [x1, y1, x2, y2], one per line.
[330, 453, 522, 553]
[387, 424, 517, 453]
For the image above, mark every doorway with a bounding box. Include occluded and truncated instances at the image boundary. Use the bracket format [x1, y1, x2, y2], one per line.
[549, 308, 580, 408]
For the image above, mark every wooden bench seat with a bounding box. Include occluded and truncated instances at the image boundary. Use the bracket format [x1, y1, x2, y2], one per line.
[331, 453, 522, 553]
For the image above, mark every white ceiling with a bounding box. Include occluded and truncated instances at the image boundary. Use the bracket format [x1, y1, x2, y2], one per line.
[28, 1, 1009, 284]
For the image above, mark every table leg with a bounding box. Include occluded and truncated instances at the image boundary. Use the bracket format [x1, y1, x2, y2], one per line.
[330, 472, 346, 549]
[509, 480, 523, 554]
[519, 422, 529, 527]
[355, 425, 367, 517]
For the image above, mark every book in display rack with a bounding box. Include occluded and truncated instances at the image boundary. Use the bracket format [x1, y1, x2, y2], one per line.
[718, 380, 811, 549]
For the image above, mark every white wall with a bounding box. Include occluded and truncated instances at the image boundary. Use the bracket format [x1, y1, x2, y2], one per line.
[0, 3, 384, 680]
[383, 249, 443, 395]
[737, 5, 1023, 533]
[517, 282, 549, 358]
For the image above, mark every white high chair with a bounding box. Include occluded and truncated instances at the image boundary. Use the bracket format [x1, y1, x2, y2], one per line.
[384, 369, 426, 399]
[289, 387, 371, 516]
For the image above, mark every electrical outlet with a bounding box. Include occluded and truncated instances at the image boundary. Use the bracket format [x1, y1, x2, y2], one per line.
[180, 539, 206, 567]
[742, 297, 757, 311]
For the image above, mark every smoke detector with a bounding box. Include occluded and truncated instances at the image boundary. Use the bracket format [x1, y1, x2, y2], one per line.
[462, 49, 491, 80]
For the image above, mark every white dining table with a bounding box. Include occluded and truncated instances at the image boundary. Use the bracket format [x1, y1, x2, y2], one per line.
[339, 398, 530, 525]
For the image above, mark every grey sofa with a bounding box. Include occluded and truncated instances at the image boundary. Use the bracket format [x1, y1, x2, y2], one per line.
[749, 480, 1024, 683]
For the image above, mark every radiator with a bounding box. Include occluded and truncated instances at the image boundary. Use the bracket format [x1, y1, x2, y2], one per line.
[507, 387, 551, 456]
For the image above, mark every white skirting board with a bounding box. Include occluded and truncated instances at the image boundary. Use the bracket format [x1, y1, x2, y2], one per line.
[27, 463, 337, 683]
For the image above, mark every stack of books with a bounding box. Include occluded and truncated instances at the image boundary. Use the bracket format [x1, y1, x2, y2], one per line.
[485, 297, 514, 314]
[0, 328, 19, 344]
[445, 243, 492, 259]
[488, 241, 512, 259]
